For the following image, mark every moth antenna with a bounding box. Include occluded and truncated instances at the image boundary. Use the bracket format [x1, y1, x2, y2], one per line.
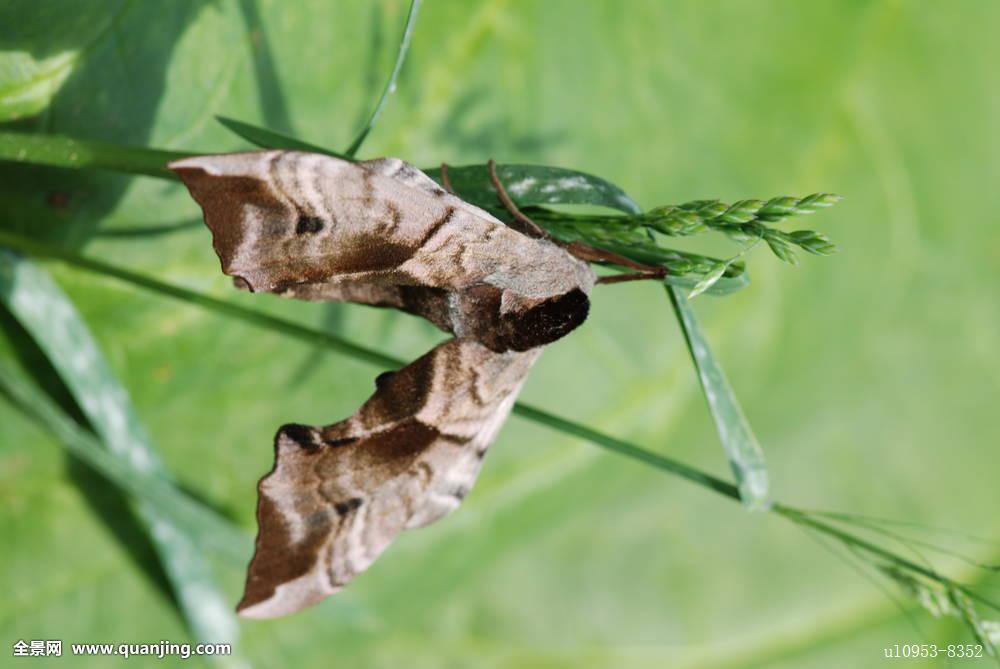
[560, 240, 668, 283]
[485, 159, 665, 282]
[487, 159, 548, 239]
[596, 269, 668, 285]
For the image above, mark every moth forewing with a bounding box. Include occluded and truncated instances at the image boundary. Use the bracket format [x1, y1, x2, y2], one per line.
[169, 151, 596, 351]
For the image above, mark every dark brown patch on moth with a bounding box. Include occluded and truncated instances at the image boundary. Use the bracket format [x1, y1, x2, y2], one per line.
[334, 498, 363, 516]
[355, 420, 440, 477]
[499, 288, 590, 352]
[374, 370, 396, 390]
[327, 233, 415, 274]
[323, 436, 359, 448]
[359, 349, 437, 424]
[295, 216, 324, 234]
[361, 168, 375, 207]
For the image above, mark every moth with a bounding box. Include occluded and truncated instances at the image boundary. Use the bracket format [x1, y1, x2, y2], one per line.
[170, 151, 598, 618]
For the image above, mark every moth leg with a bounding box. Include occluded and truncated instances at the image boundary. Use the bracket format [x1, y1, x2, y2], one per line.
[485, 159, 666, 284]
[487, 158, 549, 239]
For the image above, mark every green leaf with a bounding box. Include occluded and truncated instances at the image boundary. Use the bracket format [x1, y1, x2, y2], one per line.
[0, 250, 243, 656]
[424, 162, 642, 213]
[667, 286, 770, 509]
[764, 231, 800, 264]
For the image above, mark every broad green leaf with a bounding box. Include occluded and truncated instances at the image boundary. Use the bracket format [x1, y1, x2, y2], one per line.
[0, 250, 243, 661]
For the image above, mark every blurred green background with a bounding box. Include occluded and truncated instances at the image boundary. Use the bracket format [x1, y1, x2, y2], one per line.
[2, 1, 998, 667]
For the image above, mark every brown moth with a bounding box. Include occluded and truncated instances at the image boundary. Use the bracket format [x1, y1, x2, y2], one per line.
[170, 151, 595, 618]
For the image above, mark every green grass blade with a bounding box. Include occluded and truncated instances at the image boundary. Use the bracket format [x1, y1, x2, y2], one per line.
[512, 403, 740, 500]
[0, 130, 186, 179]
[344, 0, 422, 158]
[0, 250, 244, 656]
[216, 115, 349, 158]
[667, 285, 770, 509]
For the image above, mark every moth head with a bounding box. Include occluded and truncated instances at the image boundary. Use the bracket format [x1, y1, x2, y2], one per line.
[495, 287, 591, 352]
